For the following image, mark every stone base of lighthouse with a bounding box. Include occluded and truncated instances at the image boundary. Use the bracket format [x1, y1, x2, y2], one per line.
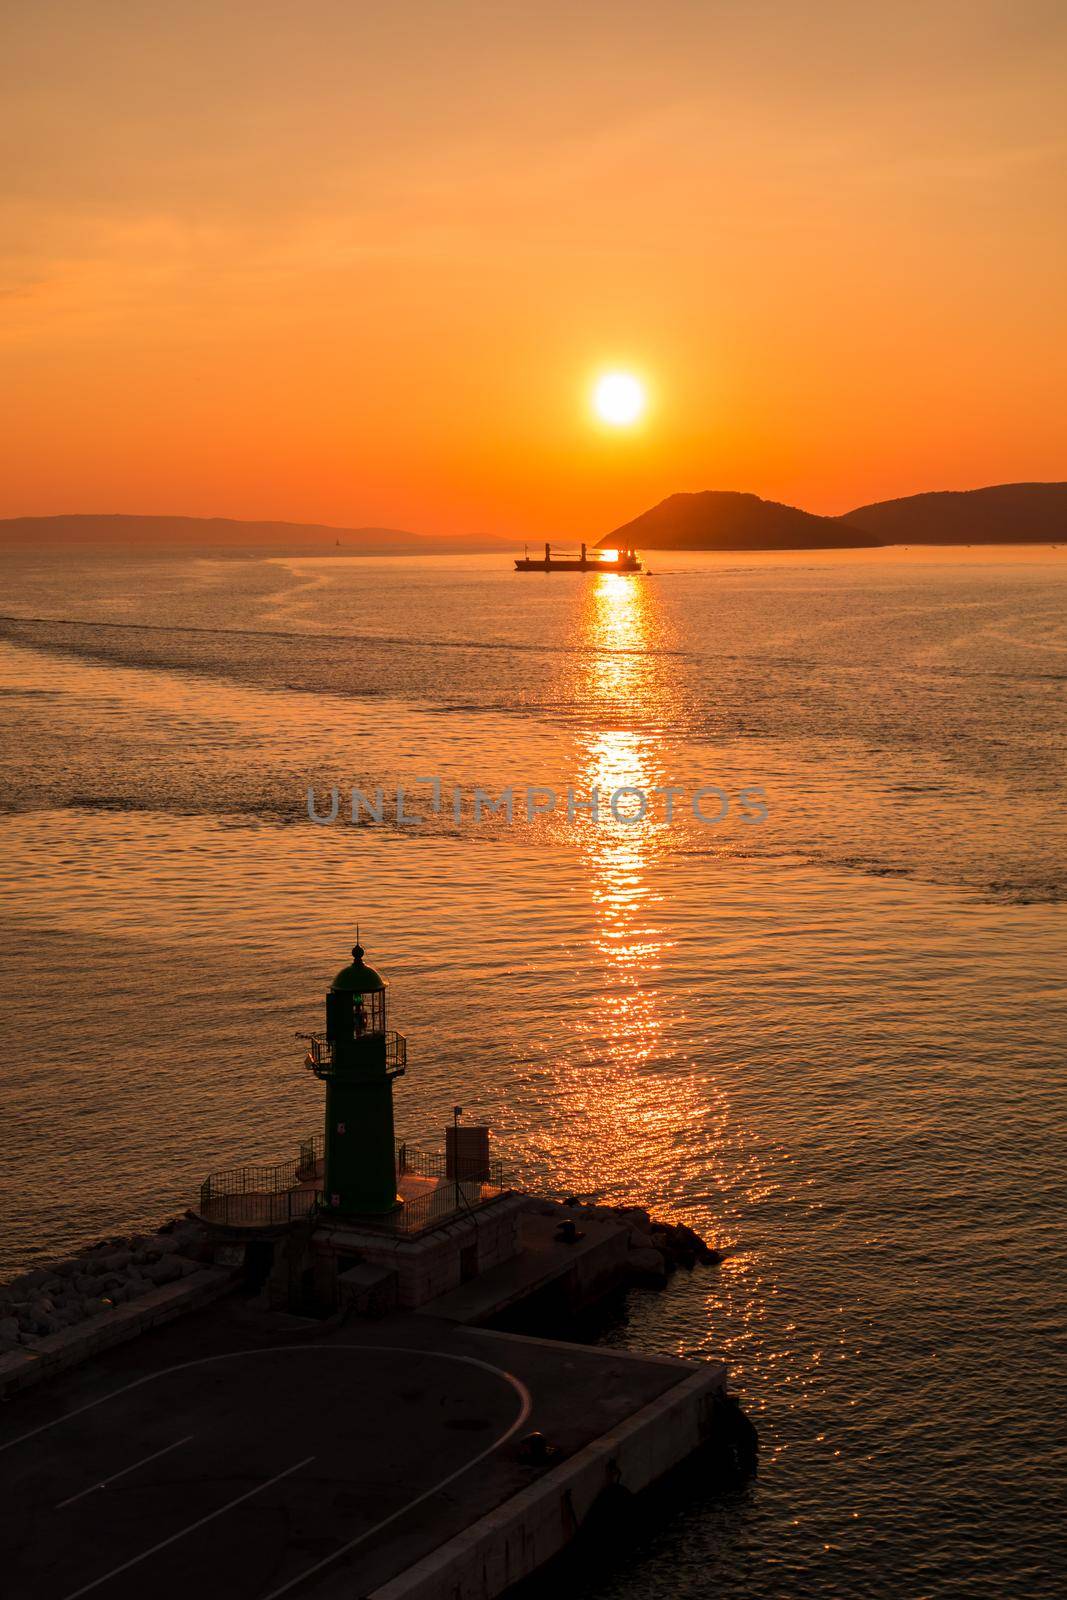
[265, 1194, 526, 1314]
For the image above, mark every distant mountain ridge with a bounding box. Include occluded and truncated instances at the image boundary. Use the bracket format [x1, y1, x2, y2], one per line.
[0, 513, 509, 555]
[600, 490, 879, 551]
[840, 482, 1067, 544]
[600, 482, 1066, 551]
[2, 483, 1063, 557]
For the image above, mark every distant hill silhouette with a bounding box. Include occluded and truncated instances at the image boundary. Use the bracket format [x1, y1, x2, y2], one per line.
[841, 482, 1067, 543]
[599, 482, 1066, 550]
[5, 485, 1063, 558]
[0, 513, 509, 555]
[598, 490, 880, 551]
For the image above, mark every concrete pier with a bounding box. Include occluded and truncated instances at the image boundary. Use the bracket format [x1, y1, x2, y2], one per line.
[0, 1293, 727, 1600]
[371, 1339, 724, 1600]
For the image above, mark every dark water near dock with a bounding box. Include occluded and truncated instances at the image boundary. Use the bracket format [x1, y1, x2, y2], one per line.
[1, 548, 1065, 1598]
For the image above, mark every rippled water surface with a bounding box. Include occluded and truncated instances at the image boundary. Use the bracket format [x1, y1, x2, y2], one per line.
[1, 548, 1065, 1598]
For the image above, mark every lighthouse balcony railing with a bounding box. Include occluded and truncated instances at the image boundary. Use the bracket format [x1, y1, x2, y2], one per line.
[197, 1132, 507, 1235]
[315, 1172, 509, 1236]
[326, 1139, 509, 1235]
[387, 1175, 508, 1235]
[305, 1030, 407, 1074]
[198, 1134, 324, 1228]
[394, 1140, 503, 1187]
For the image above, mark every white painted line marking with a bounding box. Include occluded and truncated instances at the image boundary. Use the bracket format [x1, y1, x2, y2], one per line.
[0, 1344, 531, 1600]
[60, 1455, 315, 1600]
[0, 1345, 350, 1454]
[56, 1433, 195, 1508]
[257, 1353, 532, 1600]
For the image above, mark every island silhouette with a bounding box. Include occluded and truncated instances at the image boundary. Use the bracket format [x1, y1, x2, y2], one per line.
[599, 482, 1066, 552]
[1, 482, 1063, 556]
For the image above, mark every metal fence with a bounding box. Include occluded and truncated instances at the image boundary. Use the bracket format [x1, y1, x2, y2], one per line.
[198, 1132, 508, 1235]
[393, 1178, 506, 1234]
[198, 1134, 323, 1228]
[316, 1176, 508, 1236]
[198, 1185, 319, 1228]
[396, 1141, 504, 1189]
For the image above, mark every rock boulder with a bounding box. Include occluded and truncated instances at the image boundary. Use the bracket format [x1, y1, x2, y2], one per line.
[626, 1246, 669, 1287]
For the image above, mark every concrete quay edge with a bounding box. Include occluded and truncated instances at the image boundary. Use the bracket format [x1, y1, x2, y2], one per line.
[366, 1355, 728, 1600]
[462, 1322, 697, 1369]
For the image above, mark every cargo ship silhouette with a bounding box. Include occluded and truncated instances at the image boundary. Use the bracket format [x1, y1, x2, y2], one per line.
[515, 542, 642, 572]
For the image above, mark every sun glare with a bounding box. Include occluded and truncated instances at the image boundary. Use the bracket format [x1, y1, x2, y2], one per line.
[593, 372, 645, 426]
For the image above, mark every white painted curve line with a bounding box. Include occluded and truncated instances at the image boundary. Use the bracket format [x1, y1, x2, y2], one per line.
[61, 1455, 315, 1600]
[257, 1352, 533, 1600]
[56, 1433, 195, 1508]
[0, 1343, 398, 1454]
[0, 1343, 530, 1600]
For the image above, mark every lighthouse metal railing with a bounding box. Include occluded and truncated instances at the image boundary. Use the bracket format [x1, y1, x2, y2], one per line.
[389, 1173, 508, 1235]
[371, 1139, 508, 1234]
[313, 1174, 509, 1236]
[395, 1141, 502, 1186]
[197, 1133, 508, 1233]
[304, 1031, 407, 1074]
[198, 1134, 324, 1227]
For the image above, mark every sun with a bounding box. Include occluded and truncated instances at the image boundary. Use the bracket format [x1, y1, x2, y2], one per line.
[593, 371, 645, 426]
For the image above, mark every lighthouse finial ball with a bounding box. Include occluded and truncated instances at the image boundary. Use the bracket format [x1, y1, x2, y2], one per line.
[331, 941, 387, 993]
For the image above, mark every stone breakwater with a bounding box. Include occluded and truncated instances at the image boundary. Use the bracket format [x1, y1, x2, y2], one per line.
[0, 1213, 213, 1353]
[549, 1198, 724, 1288]
[1, 1200, 723, 1350]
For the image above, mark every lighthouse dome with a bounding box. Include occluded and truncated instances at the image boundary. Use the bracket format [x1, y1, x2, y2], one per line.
[331, 943, 387, 993]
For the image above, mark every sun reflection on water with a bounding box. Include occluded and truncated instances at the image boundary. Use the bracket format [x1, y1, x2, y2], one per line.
[541, 574, 726, 1210]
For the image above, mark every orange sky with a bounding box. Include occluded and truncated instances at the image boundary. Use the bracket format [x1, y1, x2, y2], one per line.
[2, 2, 1064, 539]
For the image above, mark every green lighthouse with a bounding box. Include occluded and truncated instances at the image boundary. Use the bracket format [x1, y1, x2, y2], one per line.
[305, 940, 407, 1216]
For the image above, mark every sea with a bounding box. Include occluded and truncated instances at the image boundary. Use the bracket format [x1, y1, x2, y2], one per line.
[1, 546, 1065, 1598]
